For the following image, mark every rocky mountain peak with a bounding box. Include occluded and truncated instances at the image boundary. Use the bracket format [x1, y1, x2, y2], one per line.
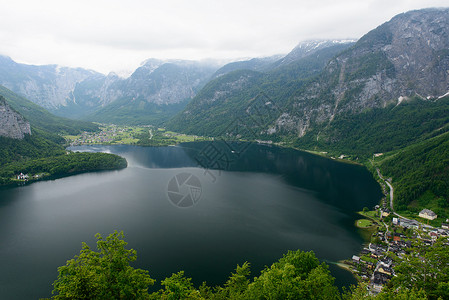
[0, 60, 104, 110]
[276, 39, 357, 67]
[383, 8, 449, 97]
[278, 8, 449, 138]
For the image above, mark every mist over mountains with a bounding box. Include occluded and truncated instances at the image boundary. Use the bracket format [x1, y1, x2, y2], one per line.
[0, 38, 357, 125]
[1, 8, 448, 147]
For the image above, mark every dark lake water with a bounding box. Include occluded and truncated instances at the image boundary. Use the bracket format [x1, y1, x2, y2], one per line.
[0, 142, 382, 299]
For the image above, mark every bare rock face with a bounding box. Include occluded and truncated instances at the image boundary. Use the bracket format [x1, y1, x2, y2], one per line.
[0, 97, 31, 139]
[278, 8, 449, 137]
[384, 9, 449, 97]
[0, 56, 220, 120]
[0, 56, 99, 110]
[122, 60, 217, 105]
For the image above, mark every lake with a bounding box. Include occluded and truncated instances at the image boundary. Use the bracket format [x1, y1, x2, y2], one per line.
[0, 142, 382, 299]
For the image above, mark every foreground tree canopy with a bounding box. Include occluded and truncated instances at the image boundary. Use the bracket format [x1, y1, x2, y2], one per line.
[51, 231, 154, 299]
[49, 232, 446, 299]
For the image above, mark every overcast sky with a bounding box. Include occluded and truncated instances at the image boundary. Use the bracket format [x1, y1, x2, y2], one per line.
[0, 0, 447, 75]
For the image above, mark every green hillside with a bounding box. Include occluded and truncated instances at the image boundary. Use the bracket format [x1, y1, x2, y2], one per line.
[295, 96, 449, 157]
[166, 44, 350, 134]
[0, 85, 99, 164]
[0, 152, 127, 186]
[0, 129, 65, 166]
[378, 130, 449, 218]
[86, 96, 188, 126]
[0, 85, 98, 137]
[0, 87, 126, 185]
[167, 70, 265, 135]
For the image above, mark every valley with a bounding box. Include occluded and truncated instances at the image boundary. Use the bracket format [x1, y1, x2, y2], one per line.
[64, 124, 210, 147]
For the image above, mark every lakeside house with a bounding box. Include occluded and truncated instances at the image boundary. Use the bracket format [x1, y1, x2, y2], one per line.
[419, 209, 437, 220]
[17, 173, 29, 180]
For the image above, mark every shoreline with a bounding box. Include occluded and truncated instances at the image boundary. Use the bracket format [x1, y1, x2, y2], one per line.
[335, 261, 357, 274]
[0, 152, 128, 189]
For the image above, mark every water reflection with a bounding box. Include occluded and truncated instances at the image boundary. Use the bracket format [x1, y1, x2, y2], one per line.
[70, 142, 379, 212]
[0, 143, 382, 299]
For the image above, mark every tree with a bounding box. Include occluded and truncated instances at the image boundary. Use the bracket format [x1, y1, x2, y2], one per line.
[377, 287, 428, 300]
[342, 282, 428, 300]
[389, 239, 449, 300]
[214, 262, 251, 299]
[154, 271, 200, 300]
[245, 250, 340, 299]
[52, 231, 154, 299]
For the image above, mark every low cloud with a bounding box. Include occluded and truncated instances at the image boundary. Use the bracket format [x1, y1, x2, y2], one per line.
[0, 0, 447, 74]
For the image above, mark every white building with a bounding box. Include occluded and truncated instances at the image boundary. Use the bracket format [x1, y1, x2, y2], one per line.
[419, 209, 437, 220]
[17, 173, 29, 180]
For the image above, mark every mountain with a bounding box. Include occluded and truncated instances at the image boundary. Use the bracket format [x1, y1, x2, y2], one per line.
[0, 55, 100, 110]
[0, 86, 126, 182]
[277, 8, 449, 140]
[166, 8, 449, 216]
[379, 124, 449, 213]
[0, 85, 98, 136]
[167, 8, 449, 143]
[84, 60, 220, 125]
[0, 85, 99, 166]
[55, 72, 121, 118]
[0, 89, 63, 166]
[166, 40, 355, 135]
[210, 40, 355, 80]
[270, 39, 356, 69]
[0, 56, 222, 122]
[211, 55, 283, 79]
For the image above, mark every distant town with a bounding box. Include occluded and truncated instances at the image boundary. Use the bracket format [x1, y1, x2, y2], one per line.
[64, 124, 149, 146]
[64, 124, 207, 147]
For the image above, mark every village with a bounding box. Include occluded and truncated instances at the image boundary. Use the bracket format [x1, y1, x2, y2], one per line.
[344, 190, 449, 294]
[64, 124, 148, 146]
[64, 124, 207, 147]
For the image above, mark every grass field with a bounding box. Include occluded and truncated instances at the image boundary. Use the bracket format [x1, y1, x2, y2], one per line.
[356, 219, 374, 228]
[113, 137, 140, 144]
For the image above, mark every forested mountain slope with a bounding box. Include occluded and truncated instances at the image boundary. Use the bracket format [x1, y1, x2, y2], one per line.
[168, 8, 449, 145]
[0, 86, 126, 184]
[167, 42, 354, 135]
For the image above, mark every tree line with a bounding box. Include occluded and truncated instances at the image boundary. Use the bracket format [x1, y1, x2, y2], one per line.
[0, 152, 127, 185]
[47, 231, 447, 299]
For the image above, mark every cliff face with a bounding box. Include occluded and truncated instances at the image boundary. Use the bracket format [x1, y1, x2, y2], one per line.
[0, 56, 99, 110]
[78, 60, 220, 124]
[276, 8, 449, 137]
[384, 9, 449, 96]
[72, 60, 218, 110]
[0, 56, 220, 120]
[0, 97, 31, 139]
